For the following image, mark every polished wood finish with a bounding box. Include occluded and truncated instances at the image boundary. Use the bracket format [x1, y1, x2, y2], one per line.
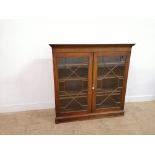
[50, 44, 135, 123]
[49, 44, 135, 47]
[55, 110, 124, 123]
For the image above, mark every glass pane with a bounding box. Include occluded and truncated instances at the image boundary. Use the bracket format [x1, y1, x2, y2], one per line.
[57, 57, 88, 112]
[96, 56, 126, 109]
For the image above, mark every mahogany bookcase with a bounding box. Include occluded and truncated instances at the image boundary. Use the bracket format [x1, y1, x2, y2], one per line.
[49, 44, 135, 123]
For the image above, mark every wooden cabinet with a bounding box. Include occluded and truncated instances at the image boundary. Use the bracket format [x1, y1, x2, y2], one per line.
[49, 44, 135, 123]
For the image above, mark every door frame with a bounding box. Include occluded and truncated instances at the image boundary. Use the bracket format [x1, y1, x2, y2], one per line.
[53, 51, 93, 117]
[92, 51, 130, 113]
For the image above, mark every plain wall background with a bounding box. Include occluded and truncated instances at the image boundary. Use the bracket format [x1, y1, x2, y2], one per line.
[0, 20, 155, 112]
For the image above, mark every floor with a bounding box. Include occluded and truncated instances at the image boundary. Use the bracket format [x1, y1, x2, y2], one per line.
[0, 101, 155, 135]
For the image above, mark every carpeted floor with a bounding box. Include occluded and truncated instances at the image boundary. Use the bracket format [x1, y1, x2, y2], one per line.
[0, 101, 155, 135]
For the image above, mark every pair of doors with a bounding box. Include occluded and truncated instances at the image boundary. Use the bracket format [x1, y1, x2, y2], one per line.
[53, 51, 129, 117]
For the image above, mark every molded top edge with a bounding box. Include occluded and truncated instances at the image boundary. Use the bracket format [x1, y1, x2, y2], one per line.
[49, 44, 135, 47]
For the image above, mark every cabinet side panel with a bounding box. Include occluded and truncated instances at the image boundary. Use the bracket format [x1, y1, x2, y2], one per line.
[52, 49, 61, 116]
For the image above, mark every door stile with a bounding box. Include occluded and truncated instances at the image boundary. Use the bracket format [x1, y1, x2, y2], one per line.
[92, 52, 97, 112]
[120, 51, 131, 109]
[87, 52, 93, 113]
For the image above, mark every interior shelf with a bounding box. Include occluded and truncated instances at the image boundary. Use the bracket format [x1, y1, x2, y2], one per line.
[58, 61, 125, 68]
[58, 62, 125, 69]
[59, 77, 88, 82]
[58, 63, 88, 68]
[59, 90, 87, 99]
[59, 88, 122, 99]
[59, 76, 124, 82]
[97, 76, 124, 80]
[96, 101, 121, 108]
[96, 87, 122, 93]
[98, 62, 125, 66]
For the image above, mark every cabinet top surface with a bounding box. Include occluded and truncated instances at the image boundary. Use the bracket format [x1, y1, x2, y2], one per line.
[49, 44, 135, 48]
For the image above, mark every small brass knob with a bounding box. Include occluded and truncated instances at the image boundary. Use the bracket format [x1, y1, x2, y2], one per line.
[92, 83, 95, 90]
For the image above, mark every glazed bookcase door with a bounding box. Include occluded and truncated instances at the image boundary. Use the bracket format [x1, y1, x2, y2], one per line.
[92, 52, 128, 112]
[54, 52, 93, 116]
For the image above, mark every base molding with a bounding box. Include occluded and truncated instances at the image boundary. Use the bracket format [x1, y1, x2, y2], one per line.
[126, 95, 155, 102]
[0, 102, 53, 113]
[55, 110, 124, 123]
